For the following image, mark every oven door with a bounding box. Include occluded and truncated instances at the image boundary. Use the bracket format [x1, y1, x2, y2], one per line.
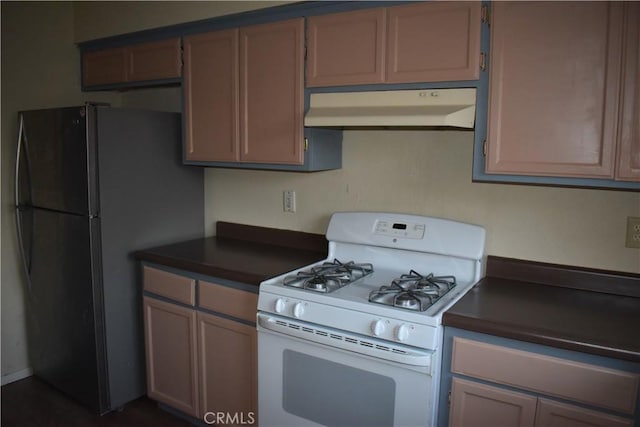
[257, 313, 435, 427]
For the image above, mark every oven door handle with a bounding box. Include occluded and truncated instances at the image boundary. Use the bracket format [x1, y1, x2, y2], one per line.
[257, 312, 433, 369]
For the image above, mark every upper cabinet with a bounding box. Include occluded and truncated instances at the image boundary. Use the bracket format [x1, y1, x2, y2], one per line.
[306, 8, 387, 87]
[386, 2, 481, 84]
[82, 38, 181, 89]
[183, 29, 239, 162]
[184, 19, 304, 165]
[616, 2, 640, 181]
[239, 19, 304, 165]
[306, 2, 482, 87]
[183, 19, 341, 171]
[485, 2, 637, 182]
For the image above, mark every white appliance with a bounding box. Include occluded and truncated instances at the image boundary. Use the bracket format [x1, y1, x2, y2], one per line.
[303, 88, 477, 128]
[257, 212, 485, 427]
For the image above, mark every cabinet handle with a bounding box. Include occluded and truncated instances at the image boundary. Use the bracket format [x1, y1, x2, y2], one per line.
[480, 52, 487, 72]
[304, 138, 309, 151]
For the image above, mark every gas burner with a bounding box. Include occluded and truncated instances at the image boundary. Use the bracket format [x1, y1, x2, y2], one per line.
[369, 270, 457, 311]
[394, 293, 421, 310]
[283, 259, 374, 293]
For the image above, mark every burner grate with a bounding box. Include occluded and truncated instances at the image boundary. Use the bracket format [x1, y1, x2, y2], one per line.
[369, 270, 457, 311]
[283, 259, 373, 293]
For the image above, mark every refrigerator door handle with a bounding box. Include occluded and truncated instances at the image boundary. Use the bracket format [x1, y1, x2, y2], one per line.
[15, 113, 33, 293]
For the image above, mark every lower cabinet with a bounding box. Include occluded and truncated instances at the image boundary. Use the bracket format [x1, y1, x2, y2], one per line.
[450, 378, 633, 427]
[198, 312, 257, 418]
[143, 297, 199, 417]
[142, 265, 258, 424]
[442, 329, 640, 427]
[450, 377, 536, 427]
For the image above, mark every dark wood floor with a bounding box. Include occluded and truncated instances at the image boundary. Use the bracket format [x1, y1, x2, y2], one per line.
[1, 376, 193, 427]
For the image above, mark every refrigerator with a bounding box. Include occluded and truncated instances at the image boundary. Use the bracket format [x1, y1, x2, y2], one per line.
[14, 104, 204, 414]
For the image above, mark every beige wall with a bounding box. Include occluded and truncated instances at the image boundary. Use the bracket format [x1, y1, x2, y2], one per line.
[205, 131, 640, 273]
[1, 0, 639, 382]
[73, 1, 290, 42]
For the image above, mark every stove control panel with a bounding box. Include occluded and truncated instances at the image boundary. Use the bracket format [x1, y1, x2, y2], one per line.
[258, 291, 440, 349]
[374, 220, 425, 239]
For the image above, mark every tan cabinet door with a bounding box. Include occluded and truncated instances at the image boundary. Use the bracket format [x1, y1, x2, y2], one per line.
[143, 297, 199, 417]
[306, 8, 387, 87]
[386, 2, 481, 83]
[616, 2, 640, 181]
[197, 311, 257, 421]
[449, 377, 537, 427]
[239, 18, 304, 165]
[83, 47, 127, 86]
[535, 399, 633, 427]
[486, 2, 623, 178]
[183, 30, 240, 162]
[127, 38, 181, 82]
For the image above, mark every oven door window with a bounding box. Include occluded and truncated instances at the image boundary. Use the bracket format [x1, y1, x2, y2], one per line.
[282, 350, 395, 427]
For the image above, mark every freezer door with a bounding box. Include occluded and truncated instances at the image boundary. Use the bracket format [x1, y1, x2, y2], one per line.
[24, 207, 109, 413]
[19, 107, 97, 215]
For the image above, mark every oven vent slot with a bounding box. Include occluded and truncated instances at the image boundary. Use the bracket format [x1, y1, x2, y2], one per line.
[258, 314, 432, 367]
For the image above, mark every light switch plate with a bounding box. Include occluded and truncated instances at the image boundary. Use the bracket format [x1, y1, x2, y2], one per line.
[626, 217, 640, 249]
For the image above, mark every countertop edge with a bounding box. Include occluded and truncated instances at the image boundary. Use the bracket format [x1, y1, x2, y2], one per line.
[442, 312, 640, 363]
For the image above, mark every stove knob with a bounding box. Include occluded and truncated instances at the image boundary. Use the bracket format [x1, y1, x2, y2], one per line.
[396, 324, 410, 341]
[293, 302, 305, 318]
[274, 298, 286, 313]
[371, 320, 386, 336]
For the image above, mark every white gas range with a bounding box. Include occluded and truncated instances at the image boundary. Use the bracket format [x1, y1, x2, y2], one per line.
[257, 212, 485, 427]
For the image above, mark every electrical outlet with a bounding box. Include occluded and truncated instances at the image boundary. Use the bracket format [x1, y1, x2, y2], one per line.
[283, 190, 296, 213]
[626, 217, 640, 249]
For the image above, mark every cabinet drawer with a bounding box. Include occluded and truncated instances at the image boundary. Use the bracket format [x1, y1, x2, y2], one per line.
[198, 281, 257, 323]
[143, 266, 195, 306]
[452, 337, 639, 415]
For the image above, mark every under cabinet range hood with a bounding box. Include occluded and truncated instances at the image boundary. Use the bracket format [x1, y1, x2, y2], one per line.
[304, 88, 477, 128]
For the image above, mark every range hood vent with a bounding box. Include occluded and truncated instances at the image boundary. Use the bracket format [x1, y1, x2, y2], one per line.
[304, 88, 477, 129]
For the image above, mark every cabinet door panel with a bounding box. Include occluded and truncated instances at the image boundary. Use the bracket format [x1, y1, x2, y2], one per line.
[83, 47, 127, 86]
[387, 2, 481, 83]
[240, 19, 304, 165]
[198, 311, 257, 420]
[184, 30, 239, 162]
[486, 2, 623, 178]
[143, 297, 199, 417]
[307, 8, 386, 87]
[616, 2, 640, 181]
[127, 38, 181, 82]
[449, 377, 537, 427]
[535, 399, 633, 427]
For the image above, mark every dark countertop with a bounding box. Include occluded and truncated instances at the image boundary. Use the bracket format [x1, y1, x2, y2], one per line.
[444, 256, 640, 363]
[135, 222, 328, 287]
